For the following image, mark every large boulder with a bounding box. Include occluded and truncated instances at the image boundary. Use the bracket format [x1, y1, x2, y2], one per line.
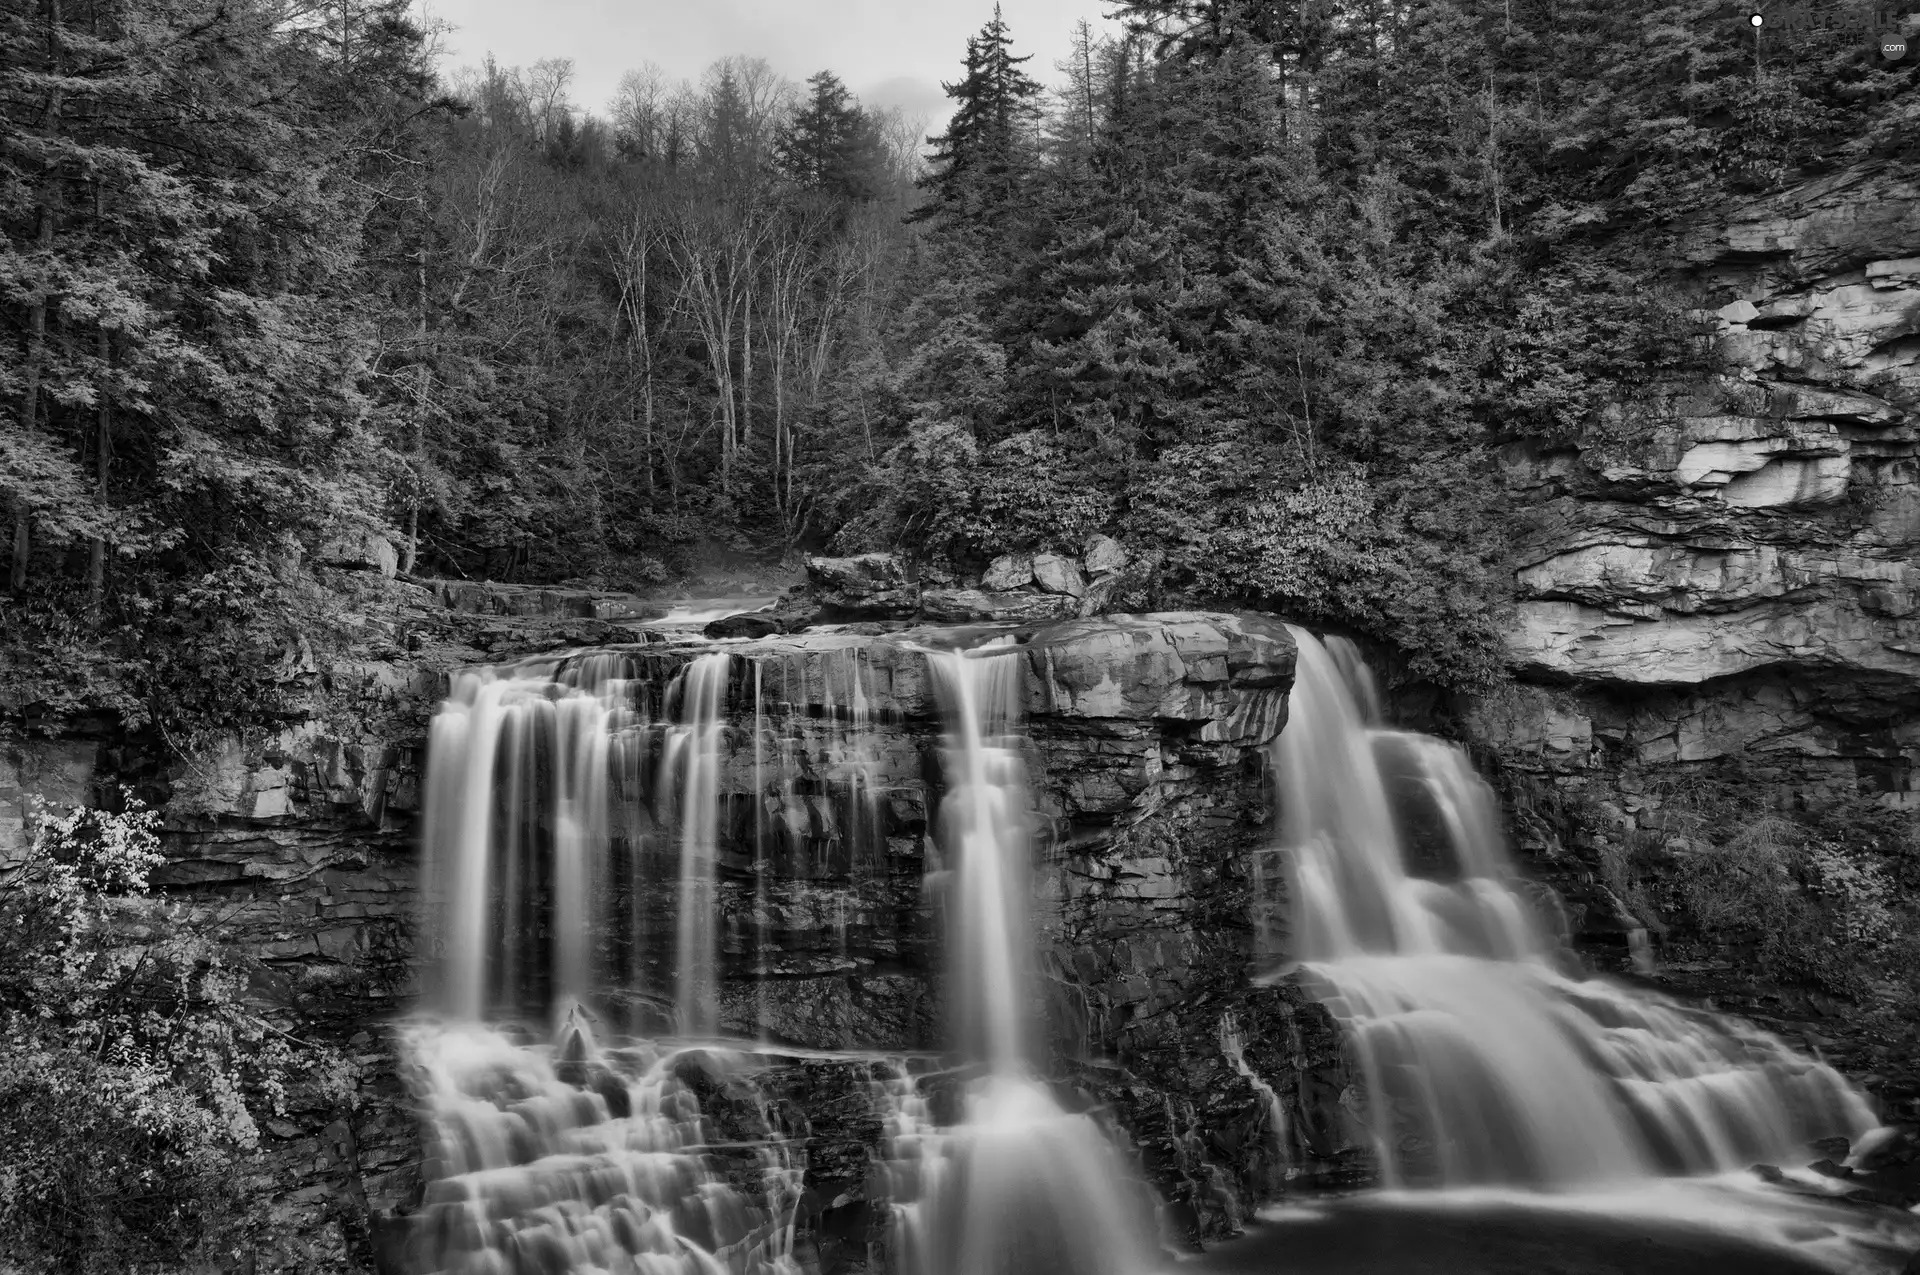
[1031, 552, 1088, 598]
[317, 529, 399, 578]
[805, 553, 919, 620]
[981, 553, 1036, 591]
[1084, 534, 1129, 577]
[704, 612, 784, 640]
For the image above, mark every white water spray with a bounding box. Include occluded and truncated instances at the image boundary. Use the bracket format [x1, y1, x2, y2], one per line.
[1273, 628, 1876, 1188]
[900, 644, 1158, 1275]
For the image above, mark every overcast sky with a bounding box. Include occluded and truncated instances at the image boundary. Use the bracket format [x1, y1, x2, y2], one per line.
[422, 0, 1121, 130]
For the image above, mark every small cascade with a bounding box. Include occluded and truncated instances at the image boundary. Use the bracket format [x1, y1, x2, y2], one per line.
[868, 1063, 954, 1275]
[872, 645, 1157, 1275]
[402, 1019, 802, 1275]
[1219, 1013, 1290, 1178]
[1273, 628, 1878, 1188]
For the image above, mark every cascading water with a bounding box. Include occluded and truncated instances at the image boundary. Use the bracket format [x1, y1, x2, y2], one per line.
[401, 1020, 803, 1275]
[672, 651, 730, 1037]
[407, 648, 829, 1275]
[1272, 627, 1877, 1188]
[888, 646, 1157, 1275]
[405, 633, 1165, 1275]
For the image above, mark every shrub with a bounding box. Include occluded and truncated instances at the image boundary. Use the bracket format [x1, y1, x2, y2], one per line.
[1667, 812, 1899, 996]
[0, 793, 355, 1274]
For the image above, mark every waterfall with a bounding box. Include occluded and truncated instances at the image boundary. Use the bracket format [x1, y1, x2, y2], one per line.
[672, 651, 730, 1037]
[421, 661, 642, 1024]
[903, 645, 1158, 1275]
[411, 636, 1170, 1275]
[1220, 1012, 1290, 1179]
[928, 646, 1032, 1074]
[1275, 628, 1877, 1188]
[401, 1018, 802, 1275]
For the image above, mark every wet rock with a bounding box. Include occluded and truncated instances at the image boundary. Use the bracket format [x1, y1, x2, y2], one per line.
[703, 612, 783, 639]
[1842, 1184, 1913, 1209]
[981, 553, 1035, 591]
[1809, 1135, 1852, 1162]
[917, 587, 1077, 624]
[1857, 1128, 1918, 1172]
[1808, 1158, 1851, 1179]
[805, 553, 918, 620]
[1032, 552, 1088, 598]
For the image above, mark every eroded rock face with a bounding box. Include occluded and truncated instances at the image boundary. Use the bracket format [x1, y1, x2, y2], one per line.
[656, 613, 1350, 1242]
[1468, 161, 1920, 1118]
[1497, 160, 1920, 713]
[2, 609, 1349, 1268]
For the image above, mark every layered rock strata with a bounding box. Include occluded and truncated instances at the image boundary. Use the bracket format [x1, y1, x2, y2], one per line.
[1469, 160, 1920, 1119]
[2, 606, 1353, 1271]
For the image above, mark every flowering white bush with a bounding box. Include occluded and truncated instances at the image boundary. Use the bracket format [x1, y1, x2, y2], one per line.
[0, 791, 356, 1272]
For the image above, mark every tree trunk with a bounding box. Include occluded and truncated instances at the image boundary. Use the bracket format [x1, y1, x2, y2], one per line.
[402, 242, 428, 575]
[741, 287, 754, 456]
[88, 328, 109, 620]
[638, 238, 656, 496]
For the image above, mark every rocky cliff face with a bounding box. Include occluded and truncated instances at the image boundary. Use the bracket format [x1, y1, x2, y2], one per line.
[1506, 162, 1920, 706]
[577, 612, 1353, 1247]
[1469, 160, 1920, 1117]
[1, 600, 1357, 1270]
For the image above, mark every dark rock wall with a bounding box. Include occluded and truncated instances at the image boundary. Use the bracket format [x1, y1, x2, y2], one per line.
[1, 608, 1358, 1270]
[1461, 160, 1920, 1122]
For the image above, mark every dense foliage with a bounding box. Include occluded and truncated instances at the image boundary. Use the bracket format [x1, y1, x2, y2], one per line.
[0, 793, 355, 1273]
[5, 0, 1918, 730]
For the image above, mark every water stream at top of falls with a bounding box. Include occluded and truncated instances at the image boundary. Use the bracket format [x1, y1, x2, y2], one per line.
[1272, 627, 1878, 1189]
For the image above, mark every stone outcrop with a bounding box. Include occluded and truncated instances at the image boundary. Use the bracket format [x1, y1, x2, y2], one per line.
[795, 535, 1139, 628]
[1501, 161, 1920, 707]
[1487, 159, 1920, 776]
[1465, 160, 1920, 1122]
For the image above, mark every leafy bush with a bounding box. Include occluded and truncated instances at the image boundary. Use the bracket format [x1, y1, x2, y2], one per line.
[0, 793, 355, 1274]
[1652, 805, 1907, 996]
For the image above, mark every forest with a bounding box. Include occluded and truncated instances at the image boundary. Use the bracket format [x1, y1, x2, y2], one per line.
[2, 0, 1915, 722]
[9, 4, 1920, 1274]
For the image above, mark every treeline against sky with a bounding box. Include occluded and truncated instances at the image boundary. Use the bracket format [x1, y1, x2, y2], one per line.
[4, 0, 1916, 738]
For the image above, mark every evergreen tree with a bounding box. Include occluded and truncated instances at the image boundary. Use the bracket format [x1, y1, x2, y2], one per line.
[917, 5, 1046, 225]
[0, 0, 441, 731]
[777, 71, 887, 201]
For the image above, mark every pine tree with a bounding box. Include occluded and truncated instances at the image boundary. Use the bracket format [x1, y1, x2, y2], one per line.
[917, 5, 1045, 225]
[0, 0, 440, 729]
[777, 71, 887, 201]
